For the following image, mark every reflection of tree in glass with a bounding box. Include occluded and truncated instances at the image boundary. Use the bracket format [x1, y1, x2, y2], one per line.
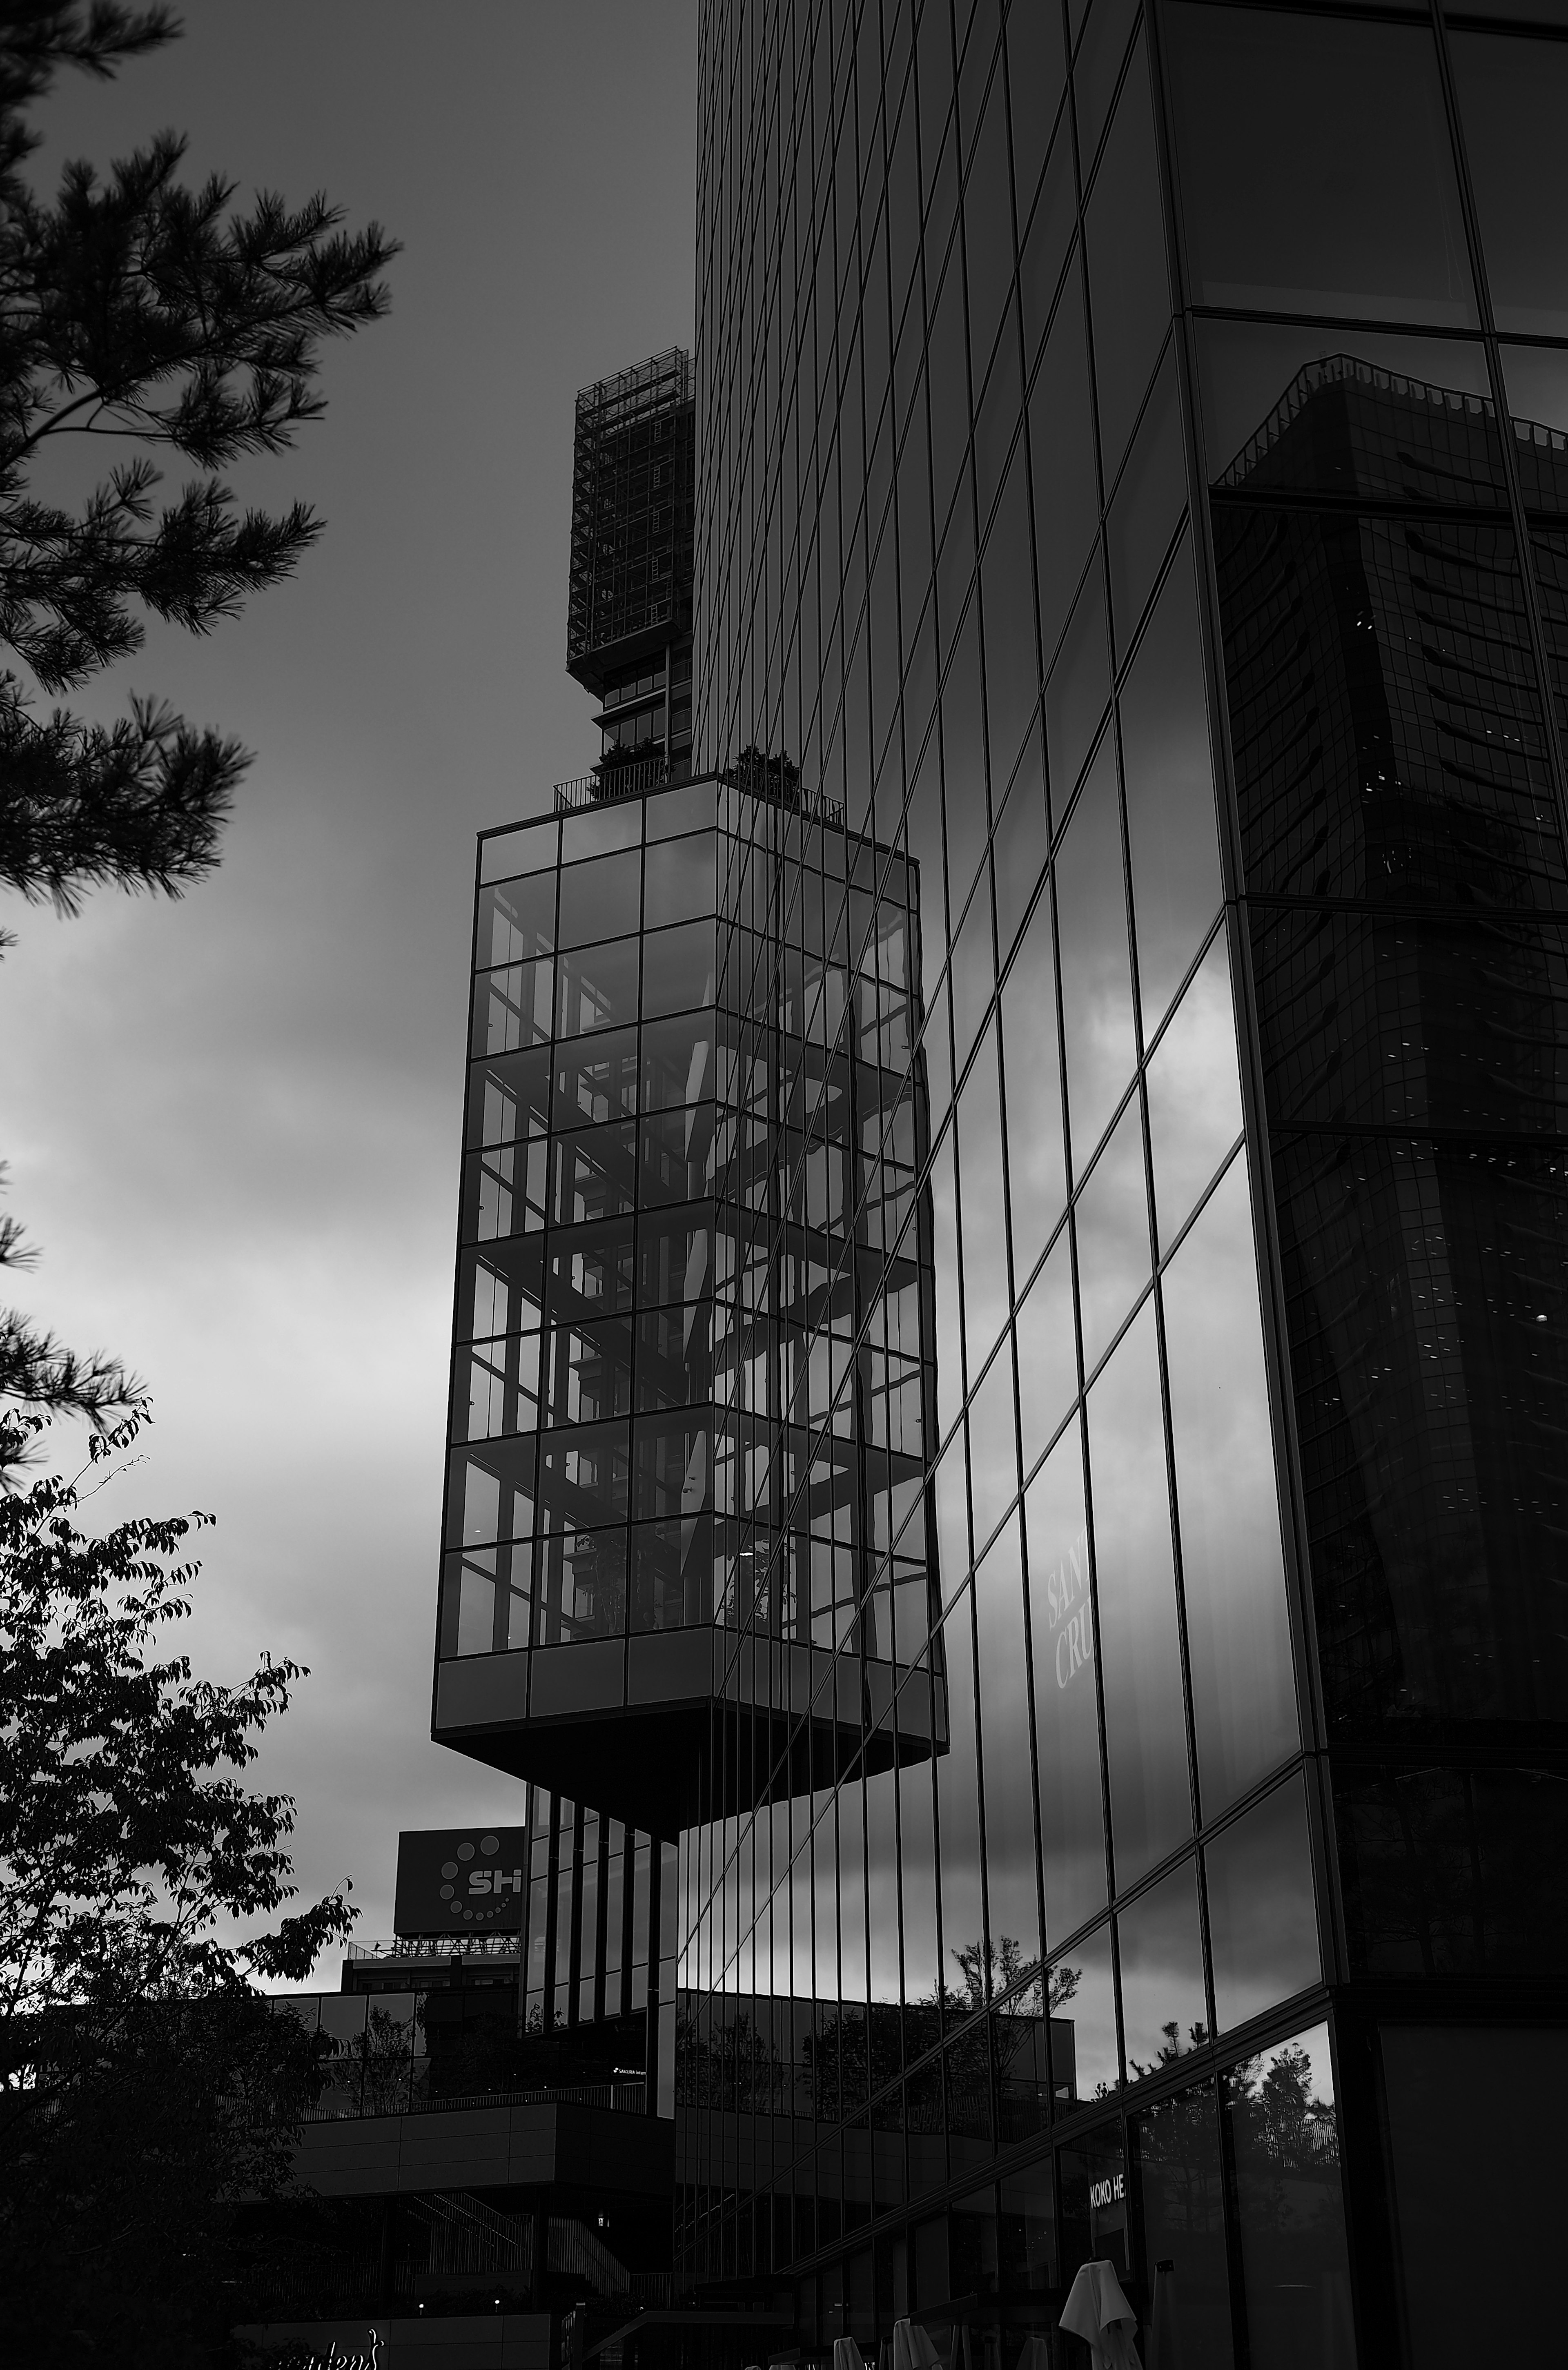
[1127, 2016, 1212, 2083]
[1227, 2043, 1338, 2174]
[352, 2006, 414, 2117]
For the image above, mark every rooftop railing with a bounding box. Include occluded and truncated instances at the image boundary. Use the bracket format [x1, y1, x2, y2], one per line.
[346, 1935, 519, 1963]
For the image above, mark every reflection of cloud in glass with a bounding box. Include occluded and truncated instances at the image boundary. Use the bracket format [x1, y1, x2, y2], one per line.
[1145, 929, 1243, 1253]
[1087, 1300, 1192, 1885]
[1162, 1154, 1299, 1813]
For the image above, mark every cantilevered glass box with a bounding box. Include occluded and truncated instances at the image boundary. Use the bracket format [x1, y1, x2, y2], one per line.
[434, 774, 944, 1837]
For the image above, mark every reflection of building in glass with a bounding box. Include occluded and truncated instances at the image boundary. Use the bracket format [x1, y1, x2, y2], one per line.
[566, 349, 695, 788]
[1213, 355, 1568, 1740]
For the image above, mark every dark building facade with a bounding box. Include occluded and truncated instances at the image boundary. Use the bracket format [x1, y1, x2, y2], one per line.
[667, 2, 1568, 2366]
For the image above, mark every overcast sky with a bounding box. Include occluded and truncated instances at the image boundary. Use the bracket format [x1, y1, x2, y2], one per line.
[6, 0, 697, 1965]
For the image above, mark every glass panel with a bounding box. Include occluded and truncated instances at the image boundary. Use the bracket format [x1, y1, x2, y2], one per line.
[559, 848, 641, 947]
[536, 1521, 628, 1643]
[1205, 1774, 1320, 2036]
[1083, 36, 1171, 481]
[643, 830, 717, 927]
[958, 1021, 1010, 1368]
[643, 920, 717, 1018]
[990, 732, 1047, 962]
[1222, 2027, 1355, 2370]
[1050, 1928, 1118, 2109]
[1029, 258, 1100, 669]
[1015, 1223, 1077, 1477]
[1045, 558, 1111, 813]
[1054, 737, 1137, 1170]
[481, 819, 556, 884]
[1025, 1416, 1108, 1944]
[998, 2161, 1056, 2290]
[1072, 1091, 1150, 1380]
[640, 1105, 718, 1206]
[1215, 507, 1562, 911]
[562, 802, 640, 860]
[1166, 6, 1477, 327]
[1130, 2080, 1233, 2370]
[1118, 539, 1222, 1031]
[557, 936, 639, 1038]
[936, 1595, 985, 2011]
[552, 1120, 637, 1226]
[1086, 1298, 1191, 1887]
[642, 1010, 715, 1113]
[468, 1046, 551, 1147]
[1453, 31, 1568, 337]
[1271, 1129, 1568, 1733]
[479, 871, 555, 967]
[973, 1514, 1041, 1967]
[1000, 884, 1067, 1277]
[554, 1025, 639, 1131]
[981, 447, 1040, 784]
[1107, 343, 1185, 662]
[1162, 1154, 1298, 1815]
[1194, 320, 1500, 499]
[1145, 931, 1243, 1256]
[1118, 1856, 1207, 2081]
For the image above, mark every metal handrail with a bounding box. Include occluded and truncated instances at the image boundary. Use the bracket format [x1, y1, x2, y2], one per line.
[555, 755, 670, 811]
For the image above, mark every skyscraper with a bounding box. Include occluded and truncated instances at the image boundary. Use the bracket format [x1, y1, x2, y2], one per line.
[429, 5, 1568, 2363]
[673, 2, 1567, 2361]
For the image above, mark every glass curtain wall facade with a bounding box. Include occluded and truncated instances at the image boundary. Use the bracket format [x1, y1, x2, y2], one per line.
[684, 0, 1568, 2363]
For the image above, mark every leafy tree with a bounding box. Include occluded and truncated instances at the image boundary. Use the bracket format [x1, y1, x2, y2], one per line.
[0, 1408, 356, 2360]
[0, 2, 397, 1455]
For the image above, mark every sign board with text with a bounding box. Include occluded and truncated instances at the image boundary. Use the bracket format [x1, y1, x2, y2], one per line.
[393, 1824, 529, 1937]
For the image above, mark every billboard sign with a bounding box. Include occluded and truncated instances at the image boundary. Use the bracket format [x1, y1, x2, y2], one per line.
[393, 1825, 529, 1937]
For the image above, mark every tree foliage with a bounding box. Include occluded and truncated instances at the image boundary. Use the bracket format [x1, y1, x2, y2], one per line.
[0, 1408, 354, 2359]
[0, 2, 396, 1453]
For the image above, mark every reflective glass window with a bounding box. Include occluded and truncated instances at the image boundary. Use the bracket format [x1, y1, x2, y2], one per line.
[1454, 32, 1568, 338]
[1072, 1090, 1151, 1380]
[968, 1337, 1019, 1550]
[562, 802, 639, 860]
[1086, 1298, 1192, 1886]
[643, 920, 717, 1018]
[1107, 343, 1184, 663]
[990, 732, 1047, 962]
[551, 1120, 636, 1227]
[973, 1513, 1041, 1963]
[481, 819, 556, 884]
[1118, 539, 1222, 1031]
[1028, 259, 1100, 669]
[1015, 1223, 1077, 1477]
[559, 848, 640, 948]
[1130, 2081, 1233, 2370]
[1018, 113, 1074, 367]
[479, 871, 555, 967]
[1025, 1416, 1108, 1943]
[957, 1021, 1010, 1368]
[1205, 1773, 1319, 2036]
[1222, 2028, 1355, 2367]
[1166, 6, 1477, 328]
[1000, 885, 1067, 1278]
[1074, 0, 1138, 174]
[643, 831, 717, 927]
[1008, 0, 1067, 222]
[1161, 1153, 1298, 1814]
[1049, 1928, 1118, 2107]
[557, 936, 639, 1039]
[1083, 36, 1171, 481]
[1194, 320, 1500, 500]
[535, 1520, 628, 1643]
[542, 1317, 633, 1429]
[1145, 931, 1243, 1256]
[1053, 739, 1138, 1169]
[1117, 1858, 1207, 2076]
[553, 1027, 638, 1131]
[980, 447, 1040, 784]
[1044, 559, 1111, 814]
